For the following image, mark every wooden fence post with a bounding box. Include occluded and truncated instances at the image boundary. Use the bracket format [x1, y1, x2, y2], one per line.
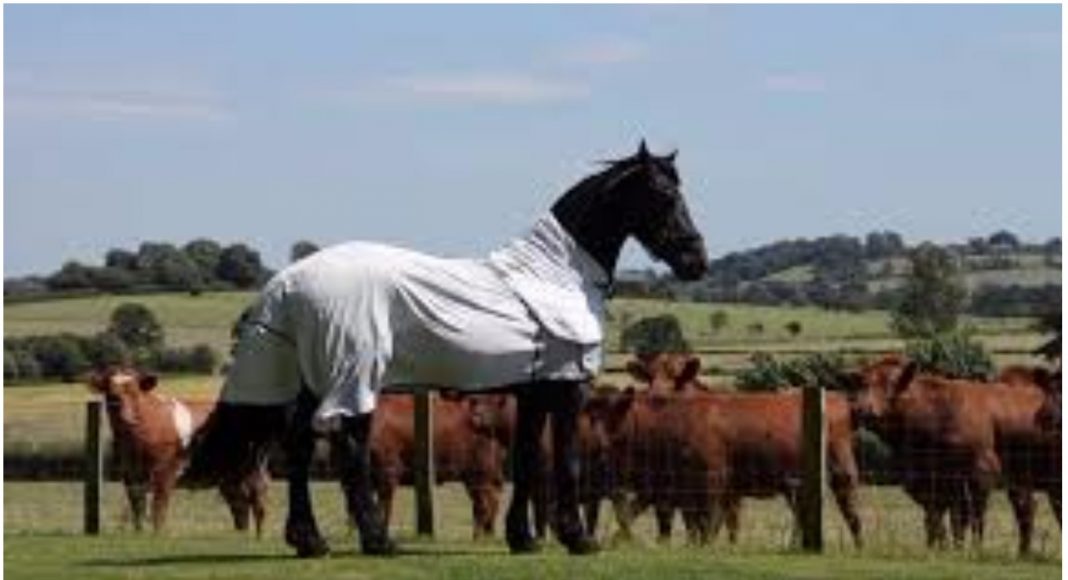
[413, 391, 435, 537]
[84, 399, 103, 535]
[799, 385, 825, 552]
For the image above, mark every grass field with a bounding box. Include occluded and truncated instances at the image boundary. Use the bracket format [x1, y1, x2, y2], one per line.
[4, 481, 1062, 579]
[4, 293, 1060, 577]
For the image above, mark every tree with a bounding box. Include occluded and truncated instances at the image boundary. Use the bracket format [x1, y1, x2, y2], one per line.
[890, 243, 967, 338]
[217, 244, 266, 289]
[108, 303, 165, 353]
[183, 239, 224, 283]
[31, 335, 90, 382]
[104, 248, 139, 271]
[82, 332, 131, 368]
[865, 231, 905, 260]
[137, 242, 203, 291]
[88, 267, 137, 293]
[708, 310, 729, 335]
[785, 321, 803, 338]
[46, 261, 94, 290]
[621, 315, 690, 355]
[291, 240, 321, 263]
[988, 230, 1020, 249]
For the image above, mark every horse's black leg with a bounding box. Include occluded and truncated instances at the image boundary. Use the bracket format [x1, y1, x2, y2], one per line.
[284, 390, 330, 558]
[506, 386, 549, 554]
[334, 414, 396, 556]
[549, 382, 599, 555]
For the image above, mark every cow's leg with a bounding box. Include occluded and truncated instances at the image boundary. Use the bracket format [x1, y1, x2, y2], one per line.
[124, 477, 148, 532]
[531, 467, 552, 540]
[1007, 485, 1036, 556]
[829, 476, 863, 549]
[506, 386, 549, 553]
[465, 477, 501, 540]
[582, 493, 602, 539]
[149, 464, 180, 533]
[720, 494, 741, 545]
[610, 490, 641, 543]
[219, 478, 251, 532]
[1047, 485, 1061, 527]
[923, 503, 948, 549]
[548, 382, 599, 555]
[250, 471, 268, 539]
[334, 414, 395, 555]
[654, 501, 674, 544]
[371, 471, 398, 535]
[284, 391, 329, 558]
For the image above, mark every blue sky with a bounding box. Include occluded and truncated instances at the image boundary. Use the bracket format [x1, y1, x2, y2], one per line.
[4, 4, 1061, 276]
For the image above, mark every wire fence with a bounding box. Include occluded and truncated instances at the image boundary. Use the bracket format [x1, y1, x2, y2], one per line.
[3, 386, 1061, 560]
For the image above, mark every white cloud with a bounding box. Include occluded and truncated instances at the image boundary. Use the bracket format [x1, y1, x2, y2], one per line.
[338, 72, 590, 105]
[763, 73, 828, 94]
[7, 90, 230, 122]
[6, 71, 230, 122]
[555, 39, 649, 66]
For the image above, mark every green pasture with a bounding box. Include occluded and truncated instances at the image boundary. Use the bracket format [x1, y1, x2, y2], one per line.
[4, 293, 1039, 358]
[4, 481, 1060, 579]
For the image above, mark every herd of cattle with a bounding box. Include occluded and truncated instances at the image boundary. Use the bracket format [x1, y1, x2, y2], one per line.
[87, 351, 1061, 556]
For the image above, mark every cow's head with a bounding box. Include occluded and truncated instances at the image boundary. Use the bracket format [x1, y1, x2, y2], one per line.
[465, 394, 515, 447]
[847, 355, 917, 428]
[626, 353, 702, 393]
[583, 387, 638, 450]
[87, 367, 159, 425]
[1035, 368, 1062, 436]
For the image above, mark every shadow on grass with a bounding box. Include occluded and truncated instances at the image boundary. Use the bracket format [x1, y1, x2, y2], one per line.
[80, 553, 294, 567]
[79, 545, 497, 568]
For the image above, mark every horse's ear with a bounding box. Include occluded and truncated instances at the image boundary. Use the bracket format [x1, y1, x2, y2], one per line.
[637, 139, 650, 160]
[665, 149, 678, 163]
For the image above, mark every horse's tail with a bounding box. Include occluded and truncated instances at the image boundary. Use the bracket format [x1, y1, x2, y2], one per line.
[181, 402, 287, 488]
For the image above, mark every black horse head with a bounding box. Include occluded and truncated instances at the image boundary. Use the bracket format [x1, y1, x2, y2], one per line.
[551, 141, 708, 281]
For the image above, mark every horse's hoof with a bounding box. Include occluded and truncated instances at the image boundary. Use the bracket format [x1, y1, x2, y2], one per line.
[507, 534, 542, 555]
[563, 536, 600, 556]
[285, 524, 331, 558]
[361, 537, 398, 557]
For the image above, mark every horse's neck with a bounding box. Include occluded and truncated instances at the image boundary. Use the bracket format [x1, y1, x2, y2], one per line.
[550, 185, 628, 278]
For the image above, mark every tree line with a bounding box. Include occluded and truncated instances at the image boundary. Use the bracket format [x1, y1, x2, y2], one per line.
[616, 230, 1060, 317]
[5, 239, 288, 299]
[4, 304, 218, 384]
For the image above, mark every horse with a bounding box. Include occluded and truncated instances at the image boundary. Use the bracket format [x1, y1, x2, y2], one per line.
[181, 141, 708, 557]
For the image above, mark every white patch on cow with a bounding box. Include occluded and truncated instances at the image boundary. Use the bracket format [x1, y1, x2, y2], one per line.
[170, 399, 195, 449]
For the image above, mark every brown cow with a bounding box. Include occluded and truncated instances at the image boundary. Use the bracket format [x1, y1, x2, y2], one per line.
[585, 387, 731, 545]
[851, 356, 1000, 550]
[367, 393, 511, 539]
[612, 354, 863, 547]
[991, 365, 1062, 554]
[88, 367, 269, 534]
[853, 357, 1062, 555]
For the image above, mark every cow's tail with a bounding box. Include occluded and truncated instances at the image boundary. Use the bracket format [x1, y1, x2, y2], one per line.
[181, 402, 287, 488]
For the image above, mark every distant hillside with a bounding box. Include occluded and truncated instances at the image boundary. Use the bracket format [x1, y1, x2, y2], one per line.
[5, 229, 1061, 317]
[617, 230, 1060, 317]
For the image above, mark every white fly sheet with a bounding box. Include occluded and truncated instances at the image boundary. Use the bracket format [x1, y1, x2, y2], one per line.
[221, 213, 609, 430]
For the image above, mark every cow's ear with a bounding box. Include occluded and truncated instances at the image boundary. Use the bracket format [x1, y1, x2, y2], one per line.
[87, 371, 107, 394]
[626, 360, 652, 384]
[891, 362, 918, 396]
[676, 356, 701, 389]
[138, 374, 159, 392]
[1032, 367, 1053, 388]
